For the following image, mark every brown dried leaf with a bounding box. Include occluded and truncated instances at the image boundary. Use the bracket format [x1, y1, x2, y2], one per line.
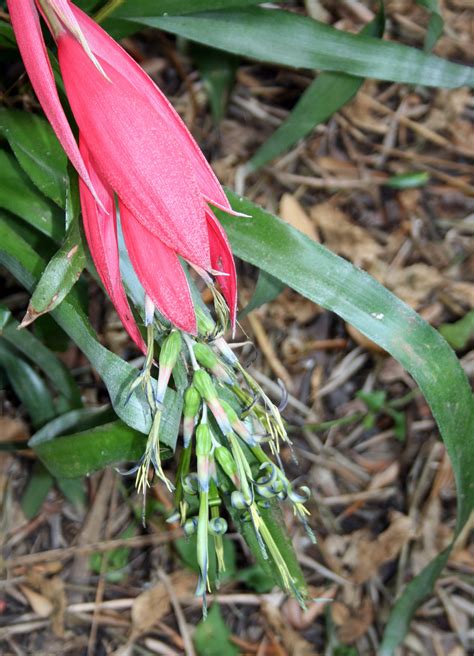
[0, 417, 29, 443]
[20, 584, 54, 618]
[280, 193, 319, 241]
[283, 585, 337, 630]
[261, 598, 315, 656]
[311, 202, 383, 268]
[336, 597, 374, 644]
[352, 512, 415, 584]
[131, 572, 195, 635]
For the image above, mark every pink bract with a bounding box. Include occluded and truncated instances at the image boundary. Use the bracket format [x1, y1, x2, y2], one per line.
[7, 0, 237, 346]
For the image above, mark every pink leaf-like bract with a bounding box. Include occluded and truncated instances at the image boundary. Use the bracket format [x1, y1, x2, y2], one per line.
[79, 142, 145, 351]
[6, 0, 98, 201]
[9, 0, 238, 342]
[120, 202, 197, 335]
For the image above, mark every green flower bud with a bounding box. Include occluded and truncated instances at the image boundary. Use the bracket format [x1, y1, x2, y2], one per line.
[159, 330, 182, 369]
[219, 399, 239, 424]
[194, 342, 218, 369]
[196, 423, 212, 457]
[214, 446, 237, 480]
[193, 369, 218, 402]
[183, 386, 201, 418]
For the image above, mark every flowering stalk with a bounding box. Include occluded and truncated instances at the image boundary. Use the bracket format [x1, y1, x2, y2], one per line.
[8, 0, 313, 613]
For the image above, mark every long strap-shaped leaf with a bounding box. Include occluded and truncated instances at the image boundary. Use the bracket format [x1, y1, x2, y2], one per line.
[138, 7, 473, 88]
[218, 191, 474, 654]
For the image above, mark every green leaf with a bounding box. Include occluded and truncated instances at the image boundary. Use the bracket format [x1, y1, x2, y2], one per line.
[0, 306, 82, 407]
[141, 8, 474, 89]
[249, 9, 385, 170]
[194, 604, 239, 656]
[385, 171, 430, 189]
[439, 311, 474, 350]
[218, 190, 474, 651]
[0, 22, 16, 49]
[109, 0, 268, 18]
[175, 534, 237, 585]
[0, 150, 63, 240]
[24, 215, 87, 323]
[0, 215, 183, 446]
[237, 563, 274, 593]
[0, 340, 57, 428]
[239, 269, 285, 318]
[191, 44, 238, 123]
[30, 406, 115, 444]
[417, 0, 444, 51]
[0, 109, 68, 207]
[21, 462, 54, 519]
[30, 420, 146, 479]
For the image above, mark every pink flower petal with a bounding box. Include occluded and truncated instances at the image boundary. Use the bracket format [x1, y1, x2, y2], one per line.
[120, 201, 197, 335]
[79, 141, 145, 352]
[68, 2, 231, 211]
[206, 211, 237, 327]
[6, 0, 99, 202]
[58, 33, 211, 271]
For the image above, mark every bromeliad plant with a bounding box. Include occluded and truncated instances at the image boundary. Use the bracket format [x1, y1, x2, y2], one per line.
[7, 0, 313, 611]
[2, 0, 473, 650]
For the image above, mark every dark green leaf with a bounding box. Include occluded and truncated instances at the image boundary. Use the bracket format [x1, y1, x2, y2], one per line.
[439, 311, 474, 350]
[417, 0, 444, 51]
[191, 44, 238, 123]
[25, 215, 87, 322]
[0, 22, 16, 49]
[239, 269, 285, 318]
[0, 215, 182, 446]
[175, 534, 237, 585]
[0, 109, 68, 207]
[194, 604, 239, 656]
[109, 0, 268, 18]
[0, 340, 56, 427]
[219, 191, 474, 650]
[0, 307, 82, 407]
[56, 477, 87, 509]
[21, 462, 54, 519]
[142, 8, 474, 88]
[0, 150, 63, 240]
[249, 9, 385, 170]
[30, 420, 146, 479]
[30, 406, 115, 444]
[237, 563, 274, 593]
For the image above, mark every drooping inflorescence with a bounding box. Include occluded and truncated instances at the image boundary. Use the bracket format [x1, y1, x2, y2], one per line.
[129, 302, 315, 616]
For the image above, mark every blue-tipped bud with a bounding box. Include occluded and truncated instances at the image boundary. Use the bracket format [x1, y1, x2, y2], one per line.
[184, 516, 198, 536]
[209, 517, 228, 535]
[231, 490, 253, 510]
